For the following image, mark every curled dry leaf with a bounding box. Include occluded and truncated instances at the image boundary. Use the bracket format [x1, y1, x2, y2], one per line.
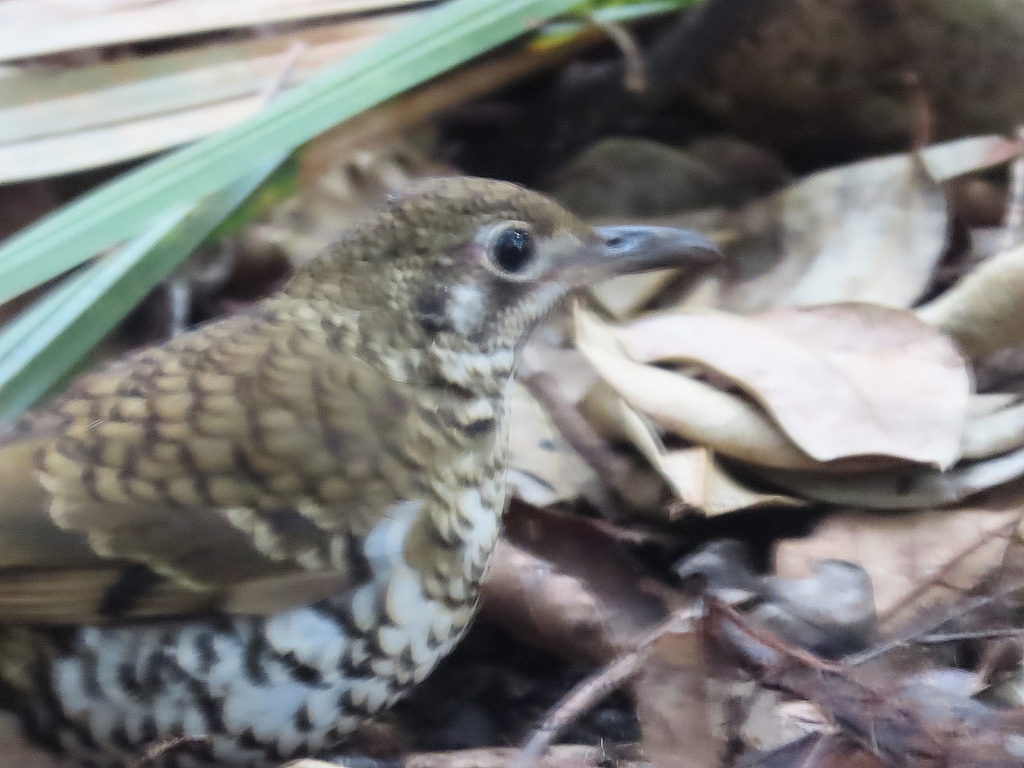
[917, 242, 1024, 360]
[962, 398, 1024, 459]
[761, 444, 1024, 510]
[618, 303, 969, 468]
[616, 401, 804, 516]
[575, 306, 819, 471]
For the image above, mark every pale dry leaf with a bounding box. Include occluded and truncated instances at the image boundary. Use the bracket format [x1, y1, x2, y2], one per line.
[774, 486, 1024, 619]
[616, 401, 803, 516]
[969, 393, 1021, 417]
[574, 306, 820, 470]
[618, 304, 969, 468]
[589, 268, 680, 320]
[918, 135, 1023, 182]
[717, 151, 947, 313]
[962, 398, 1024, 459]
[506, 382, 595, 507]
[917, 242, 1024, 360]
[761, 444, 1024, 510]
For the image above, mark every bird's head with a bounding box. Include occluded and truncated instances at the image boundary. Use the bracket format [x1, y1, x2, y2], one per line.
[287, 177, 719, 384]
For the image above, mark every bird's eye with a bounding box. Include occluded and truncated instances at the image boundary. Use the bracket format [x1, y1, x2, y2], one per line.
[490, 227, 535, 274]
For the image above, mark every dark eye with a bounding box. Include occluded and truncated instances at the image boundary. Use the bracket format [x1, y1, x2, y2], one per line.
[491, 227, 535, 274]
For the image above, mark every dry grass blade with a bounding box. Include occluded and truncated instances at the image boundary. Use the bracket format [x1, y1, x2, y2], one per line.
[0, 0, 425, 62]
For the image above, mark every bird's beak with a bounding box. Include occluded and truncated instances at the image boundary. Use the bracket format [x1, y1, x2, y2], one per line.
[559, 225, 722, 285]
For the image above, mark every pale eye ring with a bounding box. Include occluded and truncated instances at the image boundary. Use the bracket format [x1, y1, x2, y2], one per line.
[490, 226, 535, 274]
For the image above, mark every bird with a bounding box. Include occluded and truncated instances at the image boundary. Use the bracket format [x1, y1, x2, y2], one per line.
[0, 177, 719, 767]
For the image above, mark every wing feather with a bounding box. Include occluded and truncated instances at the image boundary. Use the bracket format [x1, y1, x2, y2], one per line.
[0, 298, 416, 623]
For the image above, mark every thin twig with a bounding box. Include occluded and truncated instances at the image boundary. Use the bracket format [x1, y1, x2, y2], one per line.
[589, 15, 647, 94]
[520, 369, 635, 520]
[903, 70, 933, 152]
[512, 611, 695, 768]
[914, 627, 1024, 644]
[847, 580, 1024, 665]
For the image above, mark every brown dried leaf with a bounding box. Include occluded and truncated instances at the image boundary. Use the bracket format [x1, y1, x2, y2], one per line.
[715, 151, 947, 313]
[617, 402, 804, 516]
[480, 504, 667, 663]
[773, 485, 1024, 619]
[618, 304, 969, 468]
[575, 306, 818, 471]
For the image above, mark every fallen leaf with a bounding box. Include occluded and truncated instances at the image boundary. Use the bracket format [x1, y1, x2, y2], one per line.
[760, 444, 1024, 510]
[633, 628, 724, 768]
[617, 401, 804, 516]
[717, 150, 947, 313]
[773, 485, 1024, 619]
[962, 398, 1024, 459]
[618, 303, 969, 468]
[919, 135, 1024, 182]
[575, 305, 819, 471]
[917, 241, 1024, 360]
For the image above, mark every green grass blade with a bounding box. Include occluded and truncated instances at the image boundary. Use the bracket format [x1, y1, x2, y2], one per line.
[0, 0, 581, 306]
[0, 154, 285, 419]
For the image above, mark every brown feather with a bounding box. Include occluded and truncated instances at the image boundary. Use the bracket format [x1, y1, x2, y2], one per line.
[0, 298, 423, 622]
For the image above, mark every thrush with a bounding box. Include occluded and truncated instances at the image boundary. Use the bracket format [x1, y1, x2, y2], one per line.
[0, 177, 718, 766]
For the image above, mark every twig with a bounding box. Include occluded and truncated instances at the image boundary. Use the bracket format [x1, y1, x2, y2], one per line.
[993, 510, 1024, 590]
[902, 70, 933, 152]
[512, 611, 695, 768]
[520, 369, 635, 520]
[913, 627, 1024, 644]
[847, 580, 1024, 665]
[589, 16, 647, 94]
[876, 518, 1020, 626]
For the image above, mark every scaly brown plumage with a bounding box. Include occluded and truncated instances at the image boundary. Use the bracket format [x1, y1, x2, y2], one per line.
[0, 177, 718, 766]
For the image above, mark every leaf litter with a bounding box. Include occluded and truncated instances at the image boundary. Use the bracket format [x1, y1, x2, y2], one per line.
[10, 17, 1024, 768]
[481, 131, 1024, 768]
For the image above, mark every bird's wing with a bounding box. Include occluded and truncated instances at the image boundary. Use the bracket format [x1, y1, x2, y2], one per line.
[0, 299, 422, 623]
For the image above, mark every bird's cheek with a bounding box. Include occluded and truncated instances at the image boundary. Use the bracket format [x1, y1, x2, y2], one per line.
[445, 283, 487, 336]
